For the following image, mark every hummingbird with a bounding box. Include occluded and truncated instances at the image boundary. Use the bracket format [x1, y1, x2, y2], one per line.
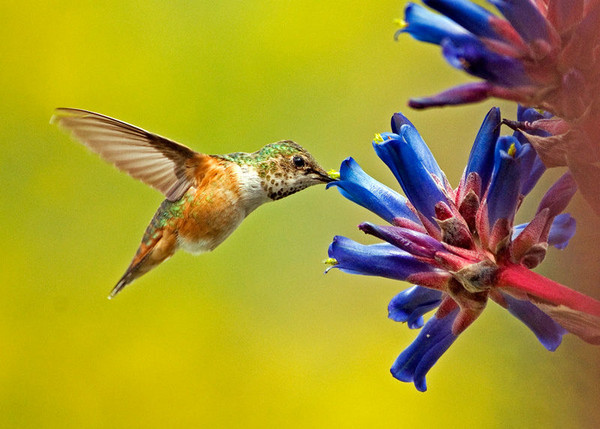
[51, 108, 336, 299]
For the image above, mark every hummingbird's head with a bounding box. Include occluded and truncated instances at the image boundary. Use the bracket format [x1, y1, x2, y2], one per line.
[256, 141, 335, 200]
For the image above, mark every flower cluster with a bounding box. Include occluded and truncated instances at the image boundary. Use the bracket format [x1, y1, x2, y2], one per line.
[397, 0, 600, 213]
[326, 108, 600, 391]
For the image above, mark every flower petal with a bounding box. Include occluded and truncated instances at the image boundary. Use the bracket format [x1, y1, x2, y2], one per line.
[464, 107, 501, 191]
[327, 236, 438, 281]
[520, 157, 546, 196]
[388, 286, 444, 329]
[373, 128, 448, 224]
[514, 144, 539, 194]
[441, 38, 531, 86]
[517, 105, 553, 123]
[392, 113, 446, 181]
[399, 2, 473, 45]
[498, 292, 566, 351]
[390, 308, 459, 391]
[536, 172, 577, 217]
[423, 0, 499, 39]
[359, 222, 445, 258]
[489, 0, 553, 44]
[327, 157, 420, 224]
[486, 136, 522, 227]
[409, 81, 497, 109]
[547, 213, 576, 250]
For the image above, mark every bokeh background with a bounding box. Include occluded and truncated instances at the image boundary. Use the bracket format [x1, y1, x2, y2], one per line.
[1, 0, 599, 427]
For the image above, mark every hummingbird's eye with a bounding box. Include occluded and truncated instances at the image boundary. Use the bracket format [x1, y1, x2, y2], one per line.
[292, 155, 306, 168]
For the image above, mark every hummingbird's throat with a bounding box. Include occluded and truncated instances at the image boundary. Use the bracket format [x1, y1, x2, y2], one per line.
[263, 173, 309, 200]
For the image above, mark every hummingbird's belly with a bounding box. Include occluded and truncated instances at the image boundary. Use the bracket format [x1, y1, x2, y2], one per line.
[177, 236, 213, 255]
[175, 183, 246, 254]
[177, 213, 244, 254]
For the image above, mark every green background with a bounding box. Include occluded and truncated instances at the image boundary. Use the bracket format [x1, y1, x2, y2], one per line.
[2, 1, 599, 427]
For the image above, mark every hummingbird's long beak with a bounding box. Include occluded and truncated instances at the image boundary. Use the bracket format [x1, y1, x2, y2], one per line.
[315, 169, 338, 183]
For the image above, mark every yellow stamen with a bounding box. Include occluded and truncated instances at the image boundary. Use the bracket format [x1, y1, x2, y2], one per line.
[508, 143, 517, 157]
[323, 258, 338, 266]
[327, 170, 340, 180]
[393, 18, 407, 29]
[374, 133, 385, 144]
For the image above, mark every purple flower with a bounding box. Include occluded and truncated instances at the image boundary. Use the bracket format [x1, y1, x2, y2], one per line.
[397, 0, 600, 214]
[391, 307, 459, 392]
[326, 109, 600, 390]
[388, 286, 443, 329]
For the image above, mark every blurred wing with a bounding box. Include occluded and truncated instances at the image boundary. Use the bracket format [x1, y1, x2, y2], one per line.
[51, 108, 201, 201]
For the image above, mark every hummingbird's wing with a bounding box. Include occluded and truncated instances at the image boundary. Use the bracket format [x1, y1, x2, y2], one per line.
[51, 108, 202, 201]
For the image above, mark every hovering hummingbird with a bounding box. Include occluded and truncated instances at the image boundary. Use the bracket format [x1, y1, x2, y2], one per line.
[51, 108, 336, 299]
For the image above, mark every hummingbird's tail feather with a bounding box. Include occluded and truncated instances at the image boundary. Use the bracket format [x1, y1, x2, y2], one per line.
[108, 229, 178, 299]
[109, 253, 153, 299]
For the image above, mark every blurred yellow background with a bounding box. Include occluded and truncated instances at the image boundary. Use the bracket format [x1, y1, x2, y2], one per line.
[1, 0, 599, 427]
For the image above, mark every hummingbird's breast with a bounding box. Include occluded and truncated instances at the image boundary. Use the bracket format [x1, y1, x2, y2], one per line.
[175, 159, 267, 254]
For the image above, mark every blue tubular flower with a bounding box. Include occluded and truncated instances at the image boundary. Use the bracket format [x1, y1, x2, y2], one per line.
[390, 308, 459, 392]
[397, 3, 474, 45]
[464, 106, 501, 191]
[358, 222, 445, 258]
[390, 113, 445, 181]
[513, 106, 549, 195]
[499, 293, 566, 351]
[537, 172, 578, 218]
[388, 286, 443, 329]
[326, 157, 420, 225]
[516, 104, 552, 125]
[423, 0, 498, 39]
[373, 125, 449, 225]
[326, 110, 600, 390]
[514, 145, 538, 192]
[520, 157, 546, 197]
[488, 0, 552, 44]
[485, 136, 523, 228]
[327, 236, 440, 281]
[442, 38, 531, 87]
[547, 213, 576, 250]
